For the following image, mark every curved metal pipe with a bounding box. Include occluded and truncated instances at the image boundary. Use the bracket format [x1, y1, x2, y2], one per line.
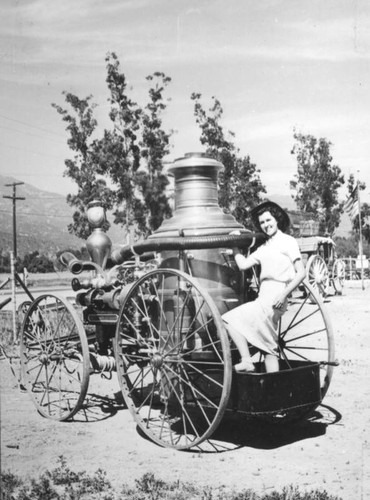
[111, 232, 266, 265]
[59, 252, 103, 275]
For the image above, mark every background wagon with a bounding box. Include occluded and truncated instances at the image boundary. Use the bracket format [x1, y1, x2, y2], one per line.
[289, 212, 346, 297]
[19, 154, 336, 450]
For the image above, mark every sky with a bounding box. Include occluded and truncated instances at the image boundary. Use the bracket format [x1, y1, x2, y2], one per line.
[1, 0, 369, 204]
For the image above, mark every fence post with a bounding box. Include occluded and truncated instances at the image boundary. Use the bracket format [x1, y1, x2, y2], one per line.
[10, 251, 17, 343]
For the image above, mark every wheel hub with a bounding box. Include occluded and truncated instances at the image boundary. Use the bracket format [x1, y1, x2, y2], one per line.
[39, 353, 49, 365]
[278, 337, 286, 349]
[151, 352, 164, 369]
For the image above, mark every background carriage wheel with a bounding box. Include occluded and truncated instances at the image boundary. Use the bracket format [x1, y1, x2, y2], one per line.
[114, 268, 232, 450]
[17, 300, 32, 330]
[259, 280, 335, 423]
[306, 255, 329, 298]
[20, 294, 90, 421]
[332, 258, 346, 295]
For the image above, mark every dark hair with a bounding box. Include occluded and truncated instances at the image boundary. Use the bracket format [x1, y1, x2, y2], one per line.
[254, 206, 286, 232]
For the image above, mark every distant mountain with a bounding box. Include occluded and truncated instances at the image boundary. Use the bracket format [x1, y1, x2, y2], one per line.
[0, 175, 125, 258]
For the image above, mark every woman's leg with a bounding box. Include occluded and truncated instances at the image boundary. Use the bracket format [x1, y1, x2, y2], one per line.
[264, 354, 279, 373]
[224, 323, 255, 372]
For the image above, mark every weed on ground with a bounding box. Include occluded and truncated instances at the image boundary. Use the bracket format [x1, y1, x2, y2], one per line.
[1, 457, 343, 500]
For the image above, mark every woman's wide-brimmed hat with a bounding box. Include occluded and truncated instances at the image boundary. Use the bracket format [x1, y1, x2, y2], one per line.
[251, 200, 290, 233]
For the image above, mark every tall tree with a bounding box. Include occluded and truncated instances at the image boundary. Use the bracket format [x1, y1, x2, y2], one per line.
[191, 93, 266, 226]
[53, 53, 173, 240]
[52, 94, 113, 239]
[136, 72, 173, 235]
[290, 131, 345, 235]
[96, 55, 173, 237]
[91, 52, 143, 237]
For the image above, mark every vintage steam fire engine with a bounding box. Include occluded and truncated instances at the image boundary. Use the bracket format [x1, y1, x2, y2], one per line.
[20, 153, 336, 450]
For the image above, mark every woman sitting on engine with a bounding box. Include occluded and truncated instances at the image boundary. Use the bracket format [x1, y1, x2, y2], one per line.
[223, 201, 306, 373]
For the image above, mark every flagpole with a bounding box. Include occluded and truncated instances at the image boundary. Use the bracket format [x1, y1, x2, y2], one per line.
[356, 174, 364, 290]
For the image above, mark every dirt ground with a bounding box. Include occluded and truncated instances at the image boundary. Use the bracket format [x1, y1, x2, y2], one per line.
[1, 281, 369, 499]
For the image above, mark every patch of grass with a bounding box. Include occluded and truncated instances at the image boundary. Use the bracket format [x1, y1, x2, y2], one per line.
[0, 311, 21, 359]
[1, 456, 114, 500]
[0, 311, 14, 342]
[1, 458, 343, 500]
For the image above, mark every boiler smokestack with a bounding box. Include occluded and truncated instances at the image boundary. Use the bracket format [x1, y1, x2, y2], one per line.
[152, 153, 244, 238]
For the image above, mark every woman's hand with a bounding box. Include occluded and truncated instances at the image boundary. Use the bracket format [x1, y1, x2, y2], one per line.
[273, 292, 287, 310]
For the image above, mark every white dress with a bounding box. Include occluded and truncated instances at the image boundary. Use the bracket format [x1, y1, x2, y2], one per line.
[222, 230, 302, 356]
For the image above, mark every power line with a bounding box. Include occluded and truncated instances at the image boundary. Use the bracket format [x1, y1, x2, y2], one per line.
[0, 112, 63, 137]
[24, 197, 68, 200]
[0, 209, 72, 218]
[0, 123, 66, 145]
[0, 141, 65, 159]
[0, 171, 67, 178]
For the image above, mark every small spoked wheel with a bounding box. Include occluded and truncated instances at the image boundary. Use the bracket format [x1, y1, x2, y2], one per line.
[306, 255, 329, 298]
[253, 280, 334, 423]
[114, 269, 232, 450]
[279, 281, 334, 409]
[332, 259, 346, 295]
[20, 294, 90, 421]
[248, 280, 334, 424]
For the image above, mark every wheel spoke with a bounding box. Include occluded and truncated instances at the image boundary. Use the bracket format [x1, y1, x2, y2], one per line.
[163, 316, 217, 358]
[283, 345, 311, 362]
[284, 327, 327, 344]
[281, 303, 320, 338]
[179, 365, 213, 424]
[180, 360, 224, 389]
[160, 367, 203, 438]
[164, 363, 219, 410]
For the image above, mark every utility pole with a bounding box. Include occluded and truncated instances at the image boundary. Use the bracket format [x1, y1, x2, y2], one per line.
[356, 173, 365, 291]
[3, 182, 25, 344]
[3, 182, 25, 258]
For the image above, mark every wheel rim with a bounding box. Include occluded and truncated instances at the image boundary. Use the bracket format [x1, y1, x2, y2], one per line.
[277, 280, 334, 399]
[20, 294, 90, 421]
[307, 255, 329, 297]
[115, 269, 232, 450]
[332, 259, 345, 293]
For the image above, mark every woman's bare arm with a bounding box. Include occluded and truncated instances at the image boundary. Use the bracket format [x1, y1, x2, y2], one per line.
[233, 248, 258, 271]
[273, 259, 306, 308]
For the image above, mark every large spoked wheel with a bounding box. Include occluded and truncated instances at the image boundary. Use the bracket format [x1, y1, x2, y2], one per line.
[306, 255, 329, 298]
[248, 280, 335, 424]
[332, 259, 346, 295]
[20, 294, 90, 421]
[278, 280, 335, 399]
[114, 268, 232, 450]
